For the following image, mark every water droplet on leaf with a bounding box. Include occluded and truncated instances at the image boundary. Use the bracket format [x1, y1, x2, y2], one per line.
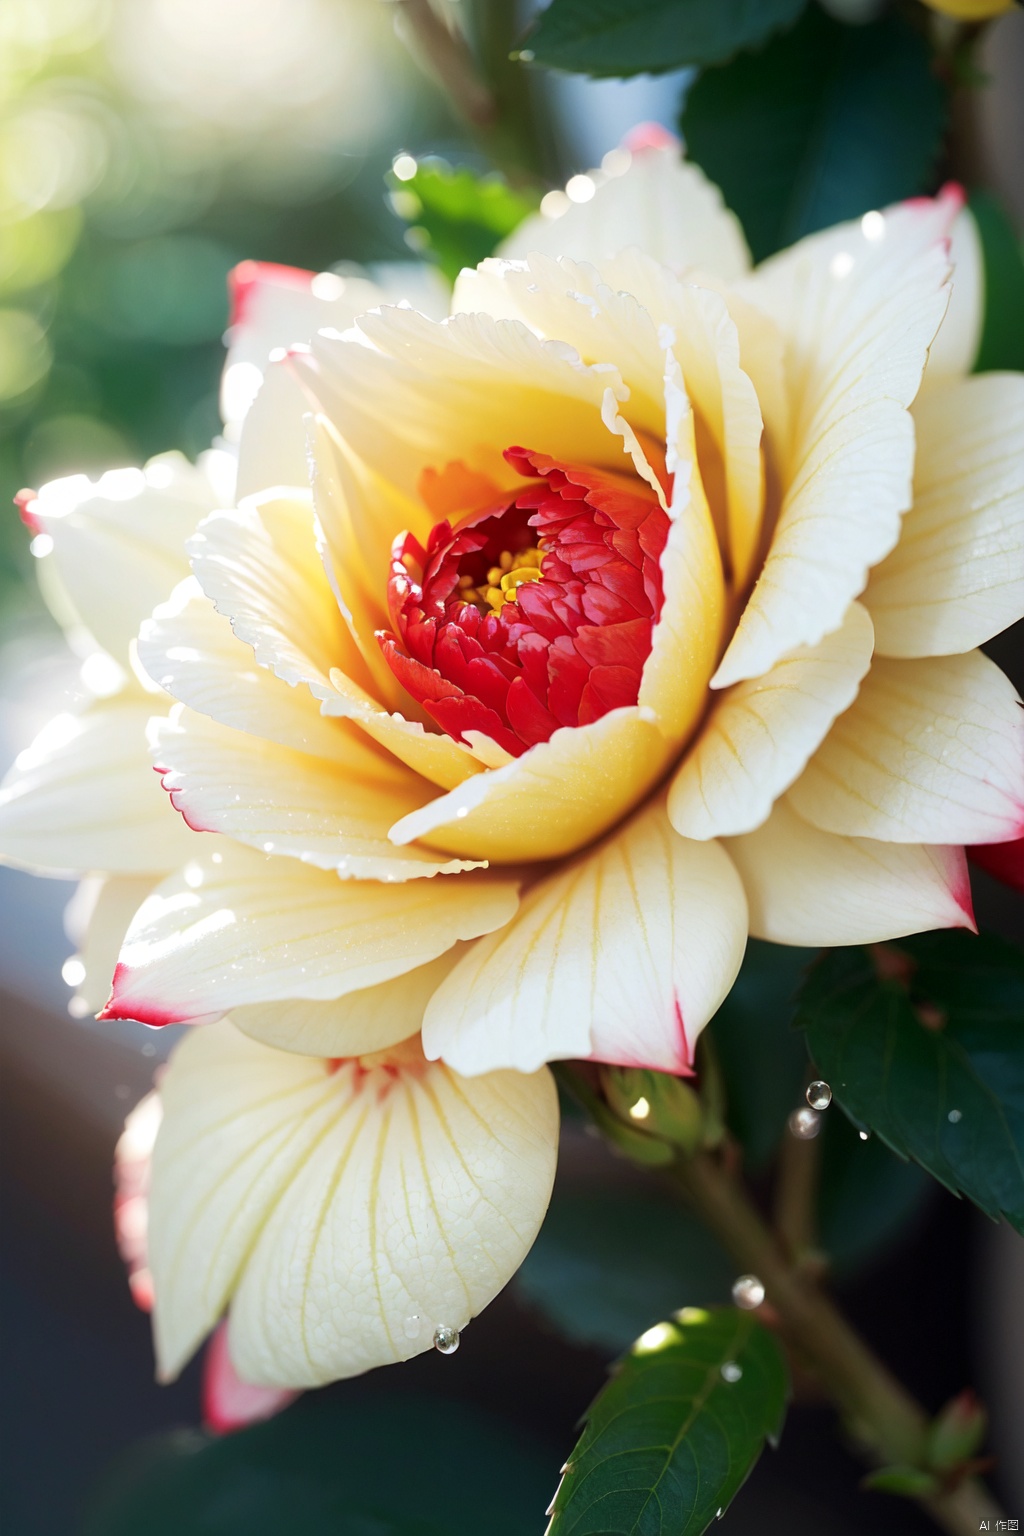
[806, 1080, 832, 1110]
[721, 1361, 742, 1383]
[788, 1107, 822, 1140]
[948, 1109, 962, 1124]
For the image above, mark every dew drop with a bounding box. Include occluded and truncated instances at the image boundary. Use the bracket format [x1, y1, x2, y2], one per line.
[731, 1274, 765, 1310]
[806, 1080, 832, 1111]
[788, 1107, 822, 1140]
[720, 1361, 742, 1383]
[948, 1108, 962, 1124]
[433, 1324, 460, 1355]
[859, 1130, 871, 1141]
[403, 1314, 421, 1339]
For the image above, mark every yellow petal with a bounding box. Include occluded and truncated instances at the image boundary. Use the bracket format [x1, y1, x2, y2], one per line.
[150, 704, 476, 880]
[422, 798, 747, 1077]
[724, 797, 975, 945]
[149, 1022, 558, 1386]
[716, 193, 958, 687]
[233, 950, 464, 1058]
[388, 706, 673, 863]
[103, 841, 519, 1024]
[789, 651, 1024, 844]
[0, 700, 197, 877]
[669, 602, 875, 839]
[322, 667, 483, 792]
[498, 145, 750, 281]
[865, 374, 1024, 657]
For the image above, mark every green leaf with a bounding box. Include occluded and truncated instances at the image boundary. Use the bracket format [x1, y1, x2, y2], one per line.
[548, 1308, 788, 1535]
[521, 0, 806, 78]
[516, 1189, 735, 1353]
[85, 1391, 553, 1536]
[681, 7, 947, 262]
[796, 932, 1024, 1234]
[970, 190, 1024, 373]
[817, 1106, 933, 1274]
[390, 160, 539, 284]
[708, 939, 814, 1168]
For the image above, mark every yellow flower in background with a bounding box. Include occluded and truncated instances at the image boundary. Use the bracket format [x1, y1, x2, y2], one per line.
[920, 0, 1014, 19]
[2, 145, 1022, 1390]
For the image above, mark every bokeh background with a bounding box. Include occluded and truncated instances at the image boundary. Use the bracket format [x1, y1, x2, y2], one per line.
[1, 3, 1022, 1533]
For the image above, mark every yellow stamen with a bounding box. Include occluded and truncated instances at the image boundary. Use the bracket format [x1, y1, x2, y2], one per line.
[462, 545, 546, 614]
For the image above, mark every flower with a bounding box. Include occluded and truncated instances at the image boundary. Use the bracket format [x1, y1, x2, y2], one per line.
[2, 144, 1022, 1391]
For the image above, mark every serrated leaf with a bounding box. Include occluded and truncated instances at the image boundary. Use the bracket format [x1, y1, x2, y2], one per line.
[517, 1188, 734, 1353]
[797, 932, 1024, 1234]
[84, 1391, 553, 1536]
[708, 939, 814, 1168]
[547, 1308, 788, 1536]
[522, 0, 806, 78]
[970, 190, 1024, 373]
[391, 160, 539, 283]
[681, 7, 947, 262]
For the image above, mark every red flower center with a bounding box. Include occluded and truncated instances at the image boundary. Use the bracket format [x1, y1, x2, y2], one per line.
[379, 447, 670, 758]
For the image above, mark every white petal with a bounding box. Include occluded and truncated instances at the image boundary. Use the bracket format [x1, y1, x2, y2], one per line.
[234, 356, 312, 500]
[669, 602, 875, 839]
[150, 704, 476, 880]
[724, 797, 975, 946]
[233, 950, 464, 1057]
[715, 192, 958, 687]
[0, 699, 197, 876]
[789, 651, 1024, 845]
[26, 453, 219, 664]
[865, 374, 1024, 657]
[921, 206, 983, 385]
[423, 798, 747, 1077]
[102, 841, 519, 1025]
[499, 145, 750, 280]
[70, 874, 159, 1013]
[148, 1022, 558, 1386]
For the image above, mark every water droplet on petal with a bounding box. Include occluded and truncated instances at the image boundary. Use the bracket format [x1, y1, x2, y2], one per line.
[948, 1108, 962, 1124]
[788, 1107, 822, 1140]
[731, 1275, 765, 1310]
[433, 1324, 460, 1355]
[403, 1315, 421, 1339]
[806, 1080, 832, 1111]
[721, 1361, 742, 1383]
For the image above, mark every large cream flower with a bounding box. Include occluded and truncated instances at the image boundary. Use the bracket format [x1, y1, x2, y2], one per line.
[2, 146, 1022, 1390]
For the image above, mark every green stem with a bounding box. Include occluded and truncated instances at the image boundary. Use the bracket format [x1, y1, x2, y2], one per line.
[672, 1152, 1004, 1536]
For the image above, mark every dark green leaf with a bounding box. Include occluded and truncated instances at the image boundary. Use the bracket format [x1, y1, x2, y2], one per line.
[517, 1188, 734, 1353]
[682, 7, 947, 262]
[709, 939, 814, 1168]
[522, 0, 806, 78]
[817, 1106, 933, 1273]
[390, 160, 539, 283]
[85, 1391, 552, 1536]
[797, 932, 1024, 1234]
[548, 1308, 788, 1535]
[970, 190, 1024, 373]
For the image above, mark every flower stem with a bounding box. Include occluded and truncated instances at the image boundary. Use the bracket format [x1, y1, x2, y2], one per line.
[671, 1152, 1004, 1536]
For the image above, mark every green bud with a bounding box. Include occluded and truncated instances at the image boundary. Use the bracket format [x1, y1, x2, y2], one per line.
[862, 1465, 941, 1497]
[600, 1067, 704, 1154]
[926, 1390, 988, 1471]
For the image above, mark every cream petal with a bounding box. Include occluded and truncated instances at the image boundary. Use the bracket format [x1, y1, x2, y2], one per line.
[148, 1022, 558, 1386]
[669, 602, 875, 839]
[149, 704, 476, 880]
[724, 797, 975, 946]
[139, 577, 350, 757]
[715, 192, 959, 687]
[188, 494, 374, 701]
[234, 356, 312, 500]
[0, 699, 197, 876]
[233, 950, 464, 1058]
[789, 651, 1024, 845]
[921, 206, 983, 386]
[422, 799, 747, 1078]
[498, 145, 750, 280]
[68, 874, 160, 1014]
[865, 374, 1024, 657]
[388, 706, 673, 863]
[24, 453, 221, 664]
[101, 841, 519, 1025]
